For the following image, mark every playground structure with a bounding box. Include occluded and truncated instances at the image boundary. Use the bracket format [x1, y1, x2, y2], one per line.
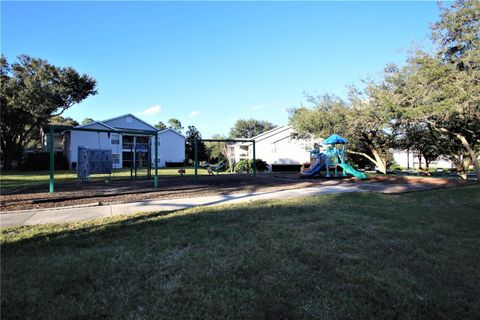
[302, 134, 367, 179]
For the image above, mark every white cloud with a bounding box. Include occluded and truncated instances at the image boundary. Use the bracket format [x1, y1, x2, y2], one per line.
[189, 110, 201, 117]
[136, 105, 162, 116]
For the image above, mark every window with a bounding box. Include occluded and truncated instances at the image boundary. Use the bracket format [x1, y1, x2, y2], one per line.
[112, 154, 120, 164]
[111, 134, 120, 145]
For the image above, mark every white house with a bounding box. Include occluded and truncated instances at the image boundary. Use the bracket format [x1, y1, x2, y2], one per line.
[230, 126, 464, 171]
[51, 114, 185, 169]
[231, 125, 314, 169]
[392, 149, 455, 170]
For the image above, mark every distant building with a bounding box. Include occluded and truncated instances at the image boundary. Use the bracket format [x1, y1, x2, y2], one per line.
[392, 149, 454, 170]
[230, 125, 314, 169]
[44, 114, 185, 169]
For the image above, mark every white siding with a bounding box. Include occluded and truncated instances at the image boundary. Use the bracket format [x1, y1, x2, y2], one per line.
[66, 115, 185, 169]
[392, 150, 454, 169]
[266, 138, 311, 164]
[238, 126, 312, 167]
[67, 131, 123, 169]
[151, 130, 185, 167]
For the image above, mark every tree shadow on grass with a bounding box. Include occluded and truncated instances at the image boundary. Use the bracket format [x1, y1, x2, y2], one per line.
[2, 187, 480, 319]
[1, 192, 368, 249]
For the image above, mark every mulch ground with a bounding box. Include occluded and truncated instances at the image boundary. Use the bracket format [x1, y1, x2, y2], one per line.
[0, 173, 474, 212]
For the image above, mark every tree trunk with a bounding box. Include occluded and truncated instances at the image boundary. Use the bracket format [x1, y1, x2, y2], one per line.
[437, 127, 479, 182]
[347, 149, 387, 174]
[372, 149, 387, 174]
[457, 136, 479, 181]
[1, 141, 23, 169]
[449, 155, 470, 180]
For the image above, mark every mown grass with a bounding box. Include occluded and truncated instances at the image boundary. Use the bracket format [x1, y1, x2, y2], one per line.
[0, 167, 217, 191]
[1, 186, 480, 319]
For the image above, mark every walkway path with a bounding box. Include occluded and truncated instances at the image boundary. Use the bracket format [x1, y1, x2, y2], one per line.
[1, 185, 363, 227]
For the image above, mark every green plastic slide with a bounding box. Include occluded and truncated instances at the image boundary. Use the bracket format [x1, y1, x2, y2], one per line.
[337, 163, 367, 179]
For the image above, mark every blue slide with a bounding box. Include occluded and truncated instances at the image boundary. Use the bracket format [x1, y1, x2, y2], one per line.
[303, 162, 325, 176]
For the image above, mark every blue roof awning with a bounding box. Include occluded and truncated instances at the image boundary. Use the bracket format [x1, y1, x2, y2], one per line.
[324, 134, 348, 144]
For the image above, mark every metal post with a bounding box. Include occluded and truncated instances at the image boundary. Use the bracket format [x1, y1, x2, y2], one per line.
[154, 134, 158, 189]
[49, 126, 55, 193]
[130, 144, 133, 179]
[252, 140, 256, 178]
[134, 137, 137, 178]
[407, 148, 410, 170]
[194, 139, 198, 183]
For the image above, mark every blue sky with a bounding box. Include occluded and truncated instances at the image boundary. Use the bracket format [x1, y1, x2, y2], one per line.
[2, 1, 441, 138]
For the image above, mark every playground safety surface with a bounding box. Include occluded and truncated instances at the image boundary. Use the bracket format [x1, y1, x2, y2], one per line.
[0, 173, 472, 213]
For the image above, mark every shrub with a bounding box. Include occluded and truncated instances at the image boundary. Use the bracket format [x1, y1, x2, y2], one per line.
[234, 159, 268, 173]
[389, 162, 402, 171]
[19, 152, 69, 170]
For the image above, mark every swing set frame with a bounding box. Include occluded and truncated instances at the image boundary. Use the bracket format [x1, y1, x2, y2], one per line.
[44, 125, 160, 193]
[194, 138, 256, 183]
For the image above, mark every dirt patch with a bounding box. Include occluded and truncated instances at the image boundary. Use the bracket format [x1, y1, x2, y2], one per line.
[365, 174, 470, 185]
[0, 174, 316, 212]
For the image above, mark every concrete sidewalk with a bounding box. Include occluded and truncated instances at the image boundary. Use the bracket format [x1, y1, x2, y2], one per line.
[1, 185, 364, 227]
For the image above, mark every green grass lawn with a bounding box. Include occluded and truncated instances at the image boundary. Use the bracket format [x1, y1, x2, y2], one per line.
[2, 186, 480, 319]
[0, 167, 218, 191]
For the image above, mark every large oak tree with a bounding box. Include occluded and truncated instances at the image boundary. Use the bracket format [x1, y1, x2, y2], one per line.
[229, 119, 276, 138]
[385, 0, 479, 179]
[289, 91, 399, 174]
[1, 55, 97, 168]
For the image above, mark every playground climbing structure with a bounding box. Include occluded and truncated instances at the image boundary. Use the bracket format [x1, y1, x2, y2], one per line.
[302, 134, 367, 179]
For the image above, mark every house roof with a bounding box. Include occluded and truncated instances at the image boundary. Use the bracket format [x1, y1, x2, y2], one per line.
[237, 125, 292, 146]
[157, 128, 185, 138]
[74, 121, 117, 131]
[100, 113, 158, 131]
[232, 125, 292, 146]
[250, 125, 290, 140]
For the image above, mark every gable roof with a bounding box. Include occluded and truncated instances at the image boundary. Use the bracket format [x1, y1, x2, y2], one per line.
[252, 125, 293, 143]
[236, 125, 293, 146]
[101, 113, 158, 131]
[250, 125, 289, 141]
[157, 128, 185, 138]
[74, 121, 117, 131]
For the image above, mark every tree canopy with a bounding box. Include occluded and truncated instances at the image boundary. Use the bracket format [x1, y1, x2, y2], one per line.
[154, 121, 167, 130]
[0, 55, 97, 168]
[81, 118, 95, 125]
[289, 91, 398, 174]
[184, 125, 208, 163]
[167, 118, 183, 133]
[289, 0, 479, 178]
[383, 0, 480, 178]
[205, 134, 227, 163]
[229, 119, 276, 138]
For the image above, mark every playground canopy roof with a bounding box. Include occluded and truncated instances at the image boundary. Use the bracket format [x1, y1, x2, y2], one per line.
[324, 134, 348, 144]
